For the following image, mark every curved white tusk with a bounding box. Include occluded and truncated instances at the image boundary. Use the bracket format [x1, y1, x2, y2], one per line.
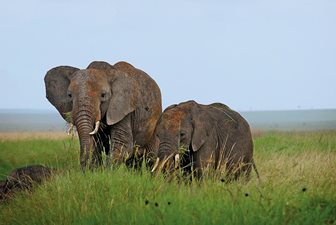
[151, 157, 160, 173]
[89, 121, 100, 135]
[159, 153, 174, 170]
[174, 154, 180, 169]
[67, 123, 74, 135]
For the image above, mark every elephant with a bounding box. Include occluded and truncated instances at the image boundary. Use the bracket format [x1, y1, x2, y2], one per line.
[0, 165, 56, 201]
[45, 61, 162, 169]
[151, 100, 259, 181]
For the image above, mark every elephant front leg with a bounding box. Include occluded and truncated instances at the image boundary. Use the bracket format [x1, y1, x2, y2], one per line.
[125, 145, 146, 169]
[107, 114, 134, 166]
[192, 148, 217, 179]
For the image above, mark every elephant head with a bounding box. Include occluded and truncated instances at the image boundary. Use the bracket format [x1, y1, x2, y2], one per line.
[152, 101, 218, 175]
[45, 61, 137, 169]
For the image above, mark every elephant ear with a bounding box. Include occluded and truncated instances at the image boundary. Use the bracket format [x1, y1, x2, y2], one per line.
[44, 66, 79, 122]
[106, 71, 136, 125]
[191, 105, 212, 152]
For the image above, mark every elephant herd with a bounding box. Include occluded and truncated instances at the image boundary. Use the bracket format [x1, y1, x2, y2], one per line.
[44, 61, 256, 179]
[44, 60, 259, 181]
[1, 60, 259, 201]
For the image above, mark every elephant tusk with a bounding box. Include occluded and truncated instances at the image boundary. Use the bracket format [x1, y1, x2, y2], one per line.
[151, 154, 175, 173]
[151, 157, 160, 173]
[67, 123, 74, 135]
[89, 121, 100, 135]
[159, 153, 174, 171]
[174, 154, 180, 169]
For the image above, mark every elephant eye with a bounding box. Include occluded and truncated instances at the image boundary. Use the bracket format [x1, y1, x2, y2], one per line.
[68, 93, 72, 98]
[180, 132, 186, 138]
[100, 91, 108, 99]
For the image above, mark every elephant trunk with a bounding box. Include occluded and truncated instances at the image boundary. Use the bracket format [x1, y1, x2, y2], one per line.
[151, 139, 180, 173]
[74, 110, 95, 170]
[151, 154, 178, 173]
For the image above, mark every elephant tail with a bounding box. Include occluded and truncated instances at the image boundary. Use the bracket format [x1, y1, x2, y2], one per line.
[251, 158, 260, 181]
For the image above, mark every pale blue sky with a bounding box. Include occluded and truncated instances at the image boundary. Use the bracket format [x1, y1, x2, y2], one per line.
[0, 0, 335, 111]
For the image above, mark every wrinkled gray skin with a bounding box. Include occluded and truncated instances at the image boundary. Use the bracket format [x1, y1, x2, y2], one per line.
[153, 100, 257, 181]
[0, 165, 56, 201]
[45, 61, 162, 170]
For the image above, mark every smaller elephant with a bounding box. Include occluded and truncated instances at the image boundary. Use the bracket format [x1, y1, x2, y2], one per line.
[0, 165, 57, 201]
[152, 100, 259, 181]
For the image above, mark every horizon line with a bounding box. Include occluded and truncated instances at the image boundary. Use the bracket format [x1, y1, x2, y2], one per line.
[1, 107, 336, 113]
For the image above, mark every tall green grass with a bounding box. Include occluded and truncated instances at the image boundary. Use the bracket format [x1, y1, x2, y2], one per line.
[0, 131, 335, 225]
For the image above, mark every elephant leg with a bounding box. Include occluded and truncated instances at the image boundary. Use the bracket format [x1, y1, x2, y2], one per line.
[107, 114, 134, 166]
[192, 148, 216, 179]
[125, 145, 147, 170]
[224, 153, 252, 182]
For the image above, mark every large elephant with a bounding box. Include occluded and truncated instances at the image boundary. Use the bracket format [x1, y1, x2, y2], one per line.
[151, 100, 258, 181]
[45, 61, 162, 169]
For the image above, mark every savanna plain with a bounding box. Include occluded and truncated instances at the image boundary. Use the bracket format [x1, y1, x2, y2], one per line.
[0, 131, 335, 225]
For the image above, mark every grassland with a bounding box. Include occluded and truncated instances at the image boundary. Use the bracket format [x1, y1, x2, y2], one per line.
[0, 131, 335, 225]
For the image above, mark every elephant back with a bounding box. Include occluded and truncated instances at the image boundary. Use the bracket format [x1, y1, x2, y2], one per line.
[114, 61, 162, 146]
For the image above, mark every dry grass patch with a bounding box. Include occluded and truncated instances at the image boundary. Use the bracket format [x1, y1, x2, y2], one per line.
[0, 132, 76, 141]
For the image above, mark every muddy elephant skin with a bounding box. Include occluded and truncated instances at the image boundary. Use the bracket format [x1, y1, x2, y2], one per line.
[45, 61, 162, 169]
[152, 100, 256, 181]
[0, 165, 56, 201]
